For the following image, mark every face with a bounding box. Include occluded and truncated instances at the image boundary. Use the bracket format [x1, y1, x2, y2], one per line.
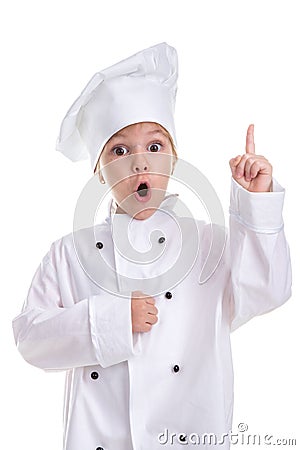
[98, 122, 175, 220]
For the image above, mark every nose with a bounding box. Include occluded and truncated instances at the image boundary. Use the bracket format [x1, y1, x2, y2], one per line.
[131, 152, 149, 173]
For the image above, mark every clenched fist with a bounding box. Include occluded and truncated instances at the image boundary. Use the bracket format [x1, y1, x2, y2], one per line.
[229, 124, 273, 192]
[131, 290, 158, 333]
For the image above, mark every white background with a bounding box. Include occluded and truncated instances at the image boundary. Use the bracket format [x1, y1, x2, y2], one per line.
[1, 0, 299, 448]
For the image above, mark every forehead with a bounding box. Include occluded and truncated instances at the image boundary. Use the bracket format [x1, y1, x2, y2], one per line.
[109, 122, 168, 141]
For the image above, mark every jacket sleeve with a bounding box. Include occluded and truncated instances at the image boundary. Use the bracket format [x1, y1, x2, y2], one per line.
[12, 244, 141, 371]
[228, 178, 292, 331]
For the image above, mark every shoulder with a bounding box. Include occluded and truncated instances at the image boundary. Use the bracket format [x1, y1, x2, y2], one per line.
[46, 220, 111, 267]
[177, 216, 228, 241]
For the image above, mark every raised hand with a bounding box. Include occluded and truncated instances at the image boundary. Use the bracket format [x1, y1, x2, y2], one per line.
[229, 124, 273, 192]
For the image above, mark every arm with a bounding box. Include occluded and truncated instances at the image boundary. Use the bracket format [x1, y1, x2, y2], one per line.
[227, 125, 292, 331]
[228, 177, 292, 330]
[12, 243, 141, 371]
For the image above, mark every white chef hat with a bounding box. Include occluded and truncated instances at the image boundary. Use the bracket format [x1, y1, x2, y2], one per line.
[56, 42, 178, 172]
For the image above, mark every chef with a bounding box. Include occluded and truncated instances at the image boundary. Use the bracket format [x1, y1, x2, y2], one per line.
[12, 42, 292, 449]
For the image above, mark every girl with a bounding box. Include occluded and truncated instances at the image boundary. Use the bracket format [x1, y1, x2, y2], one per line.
[12, 43, 292, 450]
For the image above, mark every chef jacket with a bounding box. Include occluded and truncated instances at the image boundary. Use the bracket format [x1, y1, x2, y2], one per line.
[12, 178, 292, 450]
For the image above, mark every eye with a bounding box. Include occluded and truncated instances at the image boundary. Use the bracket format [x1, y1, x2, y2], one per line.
[112, 146, 129, 156]
[147, 143, 162, 152]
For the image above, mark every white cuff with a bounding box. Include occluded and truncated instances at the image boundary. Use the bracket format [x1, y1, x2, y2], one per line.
[229, 177, 285, 233]
[89, 291, 141, 368]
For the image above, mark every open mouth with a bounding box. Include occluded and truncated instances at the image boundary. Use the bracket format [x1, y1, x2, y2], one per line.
[136, 182, 149, 197]
[134, 180, 151, 202]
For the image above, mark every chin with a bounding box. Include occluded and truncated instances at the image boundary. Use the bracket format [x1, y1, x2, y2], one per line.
[133, 208, 157, 220]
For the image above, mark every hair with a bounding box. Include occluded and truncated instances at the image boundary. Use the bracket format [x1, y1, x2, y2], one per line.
[94, 122, 178, 175]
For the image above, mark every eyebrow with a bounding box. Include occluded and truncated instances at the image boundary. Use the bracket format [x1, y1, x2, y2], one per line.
[147, 129, 167, 135]
[147, 129, 168, 137]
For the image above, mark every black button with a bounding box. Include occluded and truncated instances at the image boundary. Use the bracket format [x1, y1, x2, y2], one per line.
[96, 242, 103, 249]
[165, 291, 172, 299]
[179, 434, 187, 442]
[173, 364, 180, 373]
[158, 236, 165, 244]
[96, 447, 104, 450]
[91, 371, 99, 380]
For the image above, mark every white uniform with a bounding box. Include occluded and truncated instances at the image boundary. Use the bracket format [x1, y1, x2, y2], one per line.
[12, 178, 291, 450]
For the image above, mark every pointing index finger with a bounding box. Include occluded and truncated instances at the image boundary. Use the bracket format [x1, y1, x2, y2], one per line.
[246, 124, 255, 154]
